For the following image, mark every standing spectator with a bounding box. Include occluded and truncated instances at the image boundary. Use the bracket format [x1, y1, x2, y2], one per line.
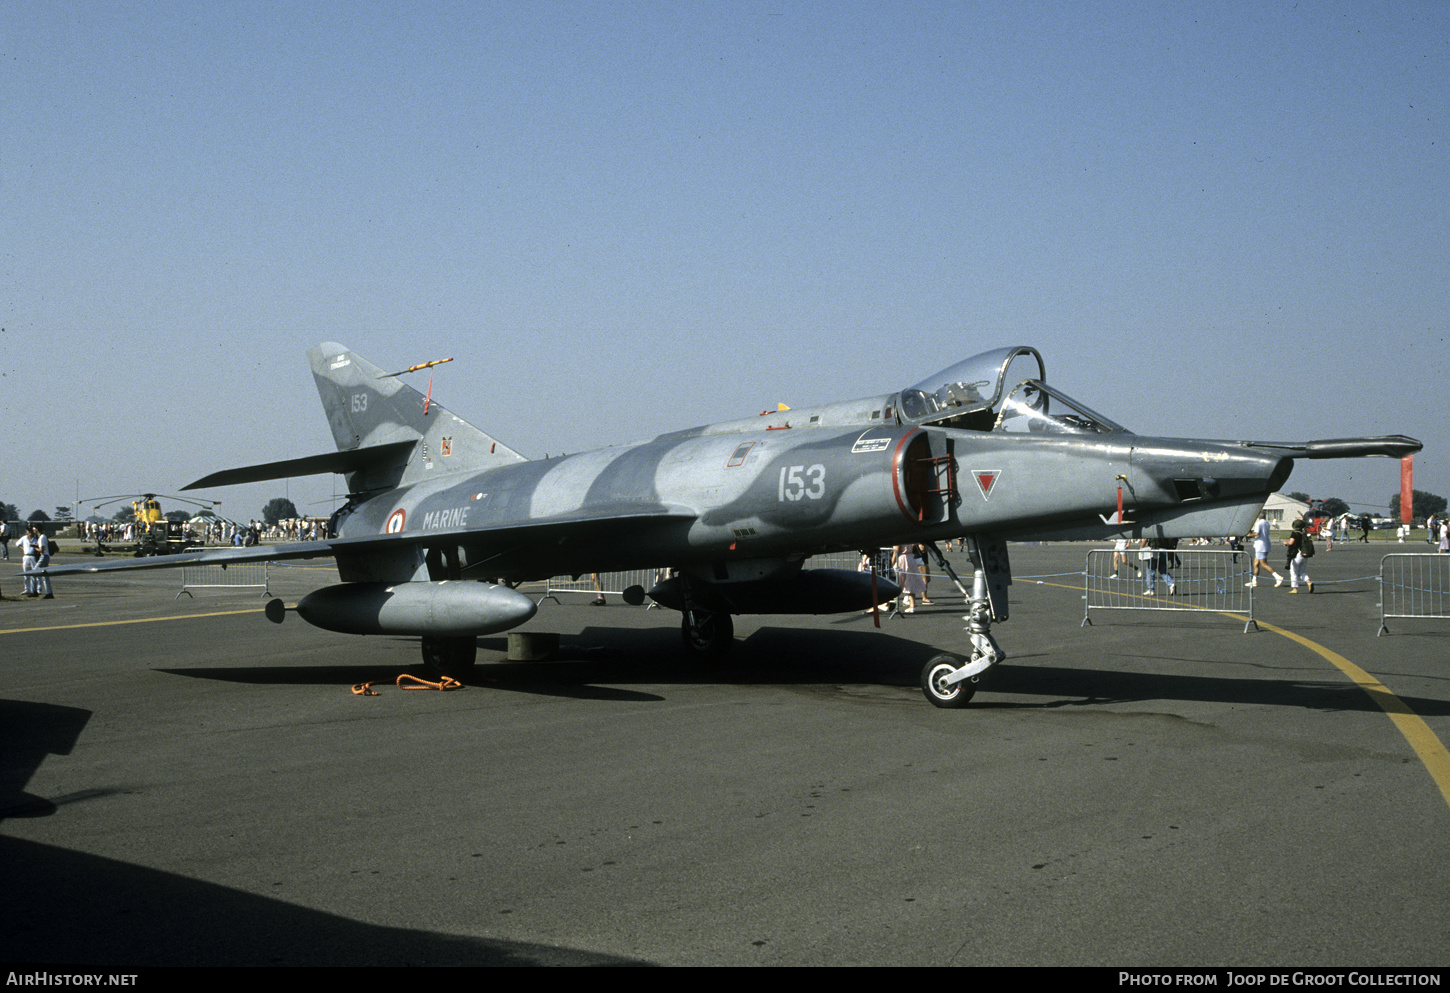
[18, 525, 40, 597]
[34, 527, 54, 599]
[1284, 519, 1314, 594]
[894, 544, 925, 613]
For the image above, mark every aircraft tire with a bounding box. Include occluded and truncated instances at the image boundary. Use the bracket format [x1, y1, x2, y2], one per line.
[681, 609, 733, 656]
[921, 654, 975, 708]
[422, 635, 478, 681]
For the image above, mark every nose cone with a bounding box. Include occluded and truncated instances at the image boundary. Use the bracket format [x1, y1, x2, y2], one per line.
[1116, 438, 1297, 540]
[1131, 439, 1292, 506]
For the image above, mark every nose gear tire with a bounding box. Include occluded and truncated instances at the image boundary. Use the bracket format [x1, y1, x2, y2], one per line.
[921, 653, 976, 708]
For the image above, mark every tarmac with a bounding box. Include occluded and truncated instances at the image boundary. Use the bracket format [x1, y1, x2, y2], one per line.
[2, 541, 1447, 967]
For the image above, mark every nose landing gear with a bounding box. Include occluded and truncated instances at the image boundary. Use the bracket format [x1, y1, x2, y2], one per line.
[919, 536, 1008, 708]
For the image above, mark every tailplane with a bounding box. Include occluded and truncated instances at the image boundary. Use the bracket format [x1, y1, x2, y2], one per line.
[184, 343, 526, 493]
[308, 342, 527, 490]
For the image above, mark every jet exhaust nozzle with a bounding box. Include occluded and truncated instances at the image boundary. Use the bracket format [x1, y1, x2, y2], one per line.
[295, 581, 537, 637]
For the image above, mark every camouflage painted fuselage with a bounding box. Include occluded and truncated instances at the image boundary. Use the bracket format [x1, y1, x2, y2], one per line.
[332, 413, 1291, 586]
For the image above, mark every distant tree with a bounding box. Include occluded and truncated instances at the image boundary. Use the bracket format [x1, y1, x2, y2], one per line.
[53, 505, 74, 522]
[261, 498, 300, 526]
[28, 509, 51, 522]
[0, 501, 18, 522]
[165, 510, 192, 523]
[1288, 491, 1311, 503]
[1319, 497, 1350, 517]
[1390, 490, 1447, 522]
[112, 507, 135, 523]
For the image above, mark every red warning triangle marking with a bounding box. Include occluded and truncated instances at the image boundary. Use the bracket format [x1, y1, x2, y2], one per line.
[974, 470, 1002, 500]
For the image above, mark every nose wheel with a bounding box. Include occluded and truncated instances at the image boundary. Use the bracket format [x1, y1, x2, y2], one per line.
[922, 654, 977, 708]
[920, 613, 1003, 707]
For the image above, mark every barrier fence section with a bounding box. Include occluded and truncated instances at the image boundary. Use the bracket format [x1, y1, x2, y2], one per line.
[1379, 554, 1450, 635]
[177, 555, 271, 599]
[1083, 547, 1256, 632]
[536, 569, 668, 605]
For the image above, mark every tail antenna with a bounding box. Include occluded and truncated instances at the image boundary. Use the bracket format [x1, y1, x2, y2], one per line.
[378, 356, 454, 415]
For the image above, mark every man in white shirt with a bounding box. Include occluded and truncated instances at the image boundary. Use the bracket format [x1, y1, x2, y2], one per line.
[34, 527, 54, 599]
[1246, 517, 1284, 588]
[17, 526, 40, 597]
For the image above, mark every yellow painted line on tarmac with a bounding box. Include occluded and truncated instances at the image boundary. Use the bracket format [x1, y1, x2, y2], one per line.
[1246, 617, 1450, 810]
[0, 607, 266, 636]
[1041, 576, 1450, 810]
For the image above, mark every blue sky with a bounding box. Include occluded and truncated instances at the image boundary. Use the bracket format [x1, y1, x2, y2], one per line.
[3, 0, 1445, 522]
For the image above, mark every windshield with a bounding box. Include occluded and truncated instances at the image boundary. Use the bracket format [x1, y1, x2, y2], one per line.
[994, 380, 1125, 435]
[898, 345, 1126, 434]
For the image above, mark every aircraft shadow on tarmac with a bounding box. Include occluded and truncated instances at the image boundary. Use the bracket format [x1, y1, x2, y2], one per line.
[0, 836, 648, 966]
[150, 624, 1450, 717]
[0, 701, 648, 966]
[0, 699, 92, 820]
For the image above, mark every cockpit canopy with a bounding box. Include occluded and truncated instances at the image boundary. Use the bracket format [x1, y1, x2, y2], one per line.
[898, 346, 1127, 435]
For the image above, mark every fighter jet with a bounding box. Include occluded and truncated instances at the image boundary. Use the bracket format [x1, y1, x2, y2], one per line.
[32, 342, 1420, 707]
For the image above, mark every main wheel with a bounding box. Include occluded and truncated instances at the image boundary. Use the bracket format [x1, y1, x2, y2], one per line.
[422, 635, 478, 681]
[921, 653, 976, 708]
[681, 609, 734, 656]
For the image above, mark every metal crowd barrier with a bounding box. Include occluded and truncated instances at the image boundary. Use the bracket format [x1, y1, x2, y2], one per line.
[177, 553, 271, 599]
[1082, 547, 1257, 633]
[807, 551, 871, 572]
[1378, 553, 1450, 635]
[537, 569, 668, 605]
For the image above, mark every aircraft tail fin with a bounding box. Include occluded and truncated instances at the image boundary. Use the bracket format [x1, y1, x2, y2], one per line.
[308, 342, 527, 491]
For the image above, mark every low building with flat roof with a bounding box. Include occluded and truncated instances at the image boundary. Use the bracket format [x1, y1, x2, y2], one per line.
[1260, 492, 1311, 529]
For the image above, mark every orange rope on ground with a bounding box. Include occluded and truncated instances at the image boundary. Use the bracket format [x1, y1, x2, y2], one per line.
[397, 673, 463, 691]
[351, 674, 464, 694]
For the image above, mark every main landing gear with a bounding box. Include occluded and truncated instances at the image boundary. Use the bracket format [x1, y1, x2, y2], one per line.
[681, 608, 733, 656]
[422, 635, 478, 680]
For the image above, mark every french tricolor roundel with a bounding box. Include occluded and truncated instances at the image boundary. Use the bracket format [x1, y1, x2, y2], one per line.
[973, 470, 1002, 500]
[385, 509, 406, 533]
